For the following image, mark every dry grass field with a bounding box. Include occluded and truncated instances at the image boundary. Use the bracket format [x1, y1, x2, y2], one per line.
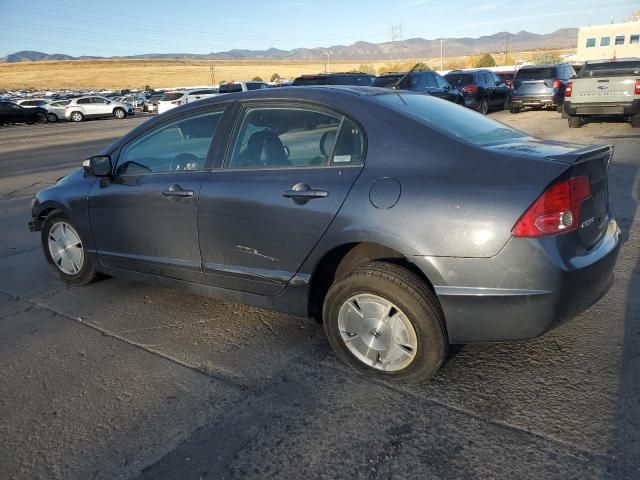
[0, 59, 435, 90]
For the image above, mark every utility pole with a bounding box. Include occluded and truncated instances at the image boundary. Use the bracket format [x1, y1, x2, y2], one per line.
[210, 65, 216, 85]
[440, 39, 445, 71]
[323, 50, 332, 73]
[504, 33, 509, 65]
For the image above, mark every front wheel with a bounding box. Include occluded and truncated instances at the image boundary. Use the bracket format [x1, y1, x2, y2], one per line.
[35, 112, 48, 124]
[113, 108, 126, 119]
[47, 113, 59, 123]
[323, 261, 448, 384]
[510, 105, 521, 114]
[42, 213, 97, 285]
[70, 111, 84, 122]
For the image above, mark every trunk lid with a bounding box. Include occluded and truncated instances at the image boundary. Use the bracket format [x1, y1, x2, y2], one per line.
[569, 77, 637, 105]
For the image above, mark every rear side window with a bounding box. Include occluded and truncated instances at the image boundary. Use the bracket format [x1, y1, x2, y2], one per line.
[600, 36, 611, 47]
[375, 93, 527, 146]
[77, 98, 91, 104]
[226, 107, 363, 169]
[219, 83, 243, 93]
[444, 73, 473, 86]
[586, 38, 596, 48]
[116, 110, 223, 175]
[615, 35, 625, 45]
[161, 92, 184, 101]
[434, 73, 450, 89]
[423, 73, 437, 88]
[515, 68, 556, 81]
[292, 76, 327, 86]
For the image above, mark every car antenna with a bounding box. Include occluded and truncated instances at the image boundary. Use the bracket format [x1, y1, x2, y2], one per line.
[393, 63, 420, 90]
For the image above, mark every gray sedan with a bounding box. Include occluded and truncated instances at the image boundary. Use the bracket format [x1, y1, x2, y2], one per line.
[28, 87, 620, 383]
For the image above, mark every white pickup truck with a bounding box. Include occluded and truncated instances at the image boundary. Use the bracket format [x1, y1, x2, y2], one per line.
[564, 58, 640, 128]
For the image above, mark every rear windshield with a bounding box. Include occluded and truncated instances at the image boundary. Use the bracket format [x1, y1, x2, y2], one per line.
[328, 75, 373, 86]
[515, 67, 556, 81]
[160, 92, 184, 101]
[374, 93, 527, 146]
[444, 73, 473, 86]
[293, 76, 328, 86]
[579, 61, 640, 78]
[218, 83, 243, 93]
[373, 75, 402, 88]
[246, 82, 268, 90]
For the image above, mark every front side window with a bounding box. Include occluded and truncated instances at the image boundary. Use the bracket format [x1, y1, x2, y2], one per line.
[116, 110, 223, 175]
[434, 73, 450, 89]
[226, 107, 364, 169]
[600, 36, 611, 47]
[615, 35, 625, 45]
[77, 98, 91, 104]
[92, 97, 108, 104]
[586, 38, 596, 48]
[631, 34, 640, 44]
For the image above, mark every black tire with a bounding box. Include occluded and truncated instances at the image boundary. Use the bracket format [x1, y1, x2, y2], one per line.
[113, 108, 126, 119]
[509, 105, 521, 114]
[479, 98, 489, 115]
[70, 111, 84, 122]
[47, 113, 59, 123]
[568, 116, 583, 128]
[35, 112, 48, 124]
[42, 212, 97, 286]
[631, 115, 640, 128]
[323, 261, 448, 384]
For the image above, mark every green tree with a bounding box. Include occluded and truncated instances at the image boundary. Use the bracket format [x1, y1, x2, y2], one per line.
[356, 64, 376, 75]
[252, 76, 263, 82]
[270, 73, 281, 82]
[475, 53, 496, 68]
[412, 62, 431, 71]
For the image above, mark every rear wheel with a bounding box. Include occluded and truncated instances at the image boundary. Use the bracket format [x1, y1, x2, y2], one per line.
[631, 115, 640, 128]
[47, 113, 59, 123]
[503, 95, 511, 110]
[113, 108, 126, 119]
[510, 105, 521, 114]
[323, 261, 448, 384]
[479, 98, 489, 115]
[568, 116, 583, 128]
[70, 111, 84, 122]
[42, 212, 97, 286]
[35, 112, 47, 124]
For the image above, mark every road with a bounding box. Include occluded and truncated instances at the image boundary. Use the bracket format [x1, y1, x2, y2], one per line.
[0, 112, 639, 480]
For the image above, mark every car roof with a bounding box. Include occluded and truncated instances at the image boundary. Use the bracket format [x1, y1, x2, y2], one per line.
[519, 64, 563, 69]
[585, 57, 640, 64]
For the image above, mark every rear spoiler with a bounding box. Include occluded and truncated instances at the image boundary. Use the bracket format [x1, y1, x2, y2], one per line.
[546, 144, 613, 166]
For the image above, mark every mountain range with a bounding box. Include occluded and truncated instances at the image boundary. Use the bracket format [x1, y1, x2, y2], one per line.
[1, 28, 578, 63]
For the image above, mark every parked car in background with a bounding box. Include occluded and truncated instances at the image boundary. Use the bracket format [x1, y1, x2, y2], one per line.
[120, 94, 148, 110]
[43, 100, 70, 122]
[0, 102, 48, 125]
[145, 93, 164, 113]
[217, 82, 268, 93]
[444, 69, 511, 114]
[292, 73, 374, 87]
[29, 86, 619, 383]
[64, 96, 134, 122]
[564, 58, 640, 128]
[17, 98, 52, 108]
[510, 64, 576, 113]
[496, 70, 515, 89]
[373, 70, 464, 104]
[157, 89, 219, 114]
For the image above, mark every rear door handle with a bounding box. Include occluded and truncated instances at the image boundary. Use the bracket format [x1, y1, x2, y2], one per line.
[162, 184, 194, 198]
[283, 182, 329, 200]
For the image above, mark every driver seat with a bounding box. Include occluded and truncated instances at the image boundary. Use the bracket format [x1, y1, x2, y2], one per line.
[242, 130, 290, 167]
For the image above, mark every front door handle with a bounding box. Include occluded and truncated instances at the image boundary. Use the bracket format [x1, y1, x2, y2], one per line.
[162, 184, 194, 198]
[283, 182, 329, 200]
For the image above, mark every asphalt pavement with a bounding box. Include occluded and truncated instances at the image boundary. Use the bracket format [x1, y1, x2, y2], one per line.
[0, 111, 638, 480]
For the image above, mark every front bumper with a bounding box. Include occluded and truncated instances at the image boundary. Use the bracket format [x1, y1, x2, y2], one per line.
[564, 99, 640, 117]
[414, 219, 621, 343]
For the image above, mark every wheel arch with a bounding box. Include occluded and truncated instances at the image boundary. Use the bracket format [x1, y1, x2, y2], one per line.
[307, 241, 439, 323]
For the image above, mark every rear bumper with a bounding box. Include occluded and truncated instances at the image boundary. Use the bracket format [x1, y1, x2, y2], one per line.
[564, 99, 640, 117]
[511, 94, 560, 109]
[414, 219, 621, 343]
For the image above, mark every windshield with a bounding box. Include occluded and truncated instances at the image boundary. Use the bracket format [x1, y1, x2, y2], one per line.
[444, 73, 473, 86]
[372, 75, 402, 88]
[374, 93, 527, 146]
[160, 92, 184, 101]
[292, 76, 327, 86]
[515, 67, 556, 81]
[579, 61, 640, 78]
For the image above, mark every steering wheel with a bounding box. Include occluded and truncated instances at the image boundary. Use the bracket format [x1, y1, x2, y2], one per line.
[170, 153, 200, 171]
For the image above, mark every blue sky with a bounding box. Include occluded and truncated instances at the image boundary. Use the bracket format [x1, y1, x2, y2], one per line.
[1, 0, 638, 56]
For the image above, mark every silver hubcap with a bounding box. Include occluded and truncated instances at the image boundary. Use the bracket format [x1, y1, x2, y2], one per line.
[48, 222, 84, 275]
[338, 294, 418, 372]
[115, 110, 124, 118]
[72, 113, 82, 121]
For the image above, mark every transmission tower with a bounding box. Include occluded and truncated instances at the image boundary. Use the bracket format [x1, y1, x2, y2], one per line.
[391, 24, 403, 62]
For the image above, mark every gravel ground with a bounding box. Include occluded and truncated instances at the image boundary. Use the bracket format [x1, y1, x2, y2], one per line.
[0, 110, 638, 480]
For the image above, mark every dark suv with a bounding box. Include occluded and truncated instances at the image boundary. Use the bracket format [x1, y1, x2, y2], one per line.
[292, 73, 374, 86]
[510, 64, 576, 113]
[444, 69, 511, 114]
[373, 70, 464, 104]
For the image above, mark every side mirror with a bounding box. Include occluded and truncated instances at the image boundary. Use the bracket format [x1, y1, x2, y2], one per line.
[83, 155, 112, 177]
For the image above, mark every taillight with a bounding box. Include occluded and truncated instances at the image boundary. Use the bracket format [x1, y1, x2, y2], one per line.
[462, 85, 479, 94]
[564, 81, 572, 97]
[553, 79, 562, 89]
[512, 176, 591, 237]
[635, 79, 640, 95]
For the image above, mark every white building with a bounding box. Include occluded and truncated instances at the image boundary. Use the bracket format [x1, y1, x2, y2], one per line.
[575, 18, 640, 61]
